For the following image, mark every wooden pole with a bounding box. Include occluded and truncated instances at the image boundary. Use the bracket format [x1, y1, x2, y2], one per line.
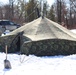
[5, 45, 7, 60]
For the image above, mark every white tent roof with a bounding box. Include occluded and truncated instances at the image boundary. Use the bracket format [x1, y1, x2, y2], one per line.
[8, 17, 76, 41]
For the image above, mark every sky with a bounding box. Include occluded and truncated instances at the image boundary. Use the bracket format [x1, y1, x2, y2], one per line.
[0, 0, 55, 6]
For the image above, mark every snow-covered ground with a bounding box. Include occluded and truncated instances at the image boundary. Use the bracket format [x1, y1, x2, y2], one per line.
[0, 29, 76, 75]
[0, 53, 76, 75]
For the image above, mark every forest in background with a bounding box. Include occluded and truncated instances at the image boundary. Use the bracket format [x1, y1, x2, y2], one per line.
[0, 0, 76, 29]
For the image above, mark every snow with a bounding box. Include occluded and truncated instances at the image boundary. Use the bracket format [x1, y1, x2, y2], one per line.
[0, 53, 76, 75]
[70, 29, 76, 34]
[1, 30, 10, 36]
[0, 29, 76, 75]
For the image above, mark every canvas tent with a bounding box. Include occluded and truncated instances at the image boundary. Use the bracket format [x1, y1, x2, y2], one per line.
[0, 17, 76, 56]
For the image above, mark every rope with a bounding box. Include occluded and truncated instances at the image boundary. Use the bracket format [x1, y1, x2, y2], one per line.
[25, 3, 39, 19]
[19, 41, 32, 63]
[19, 3, 40, 63]
[20, 55, 33, 63]
[19, 44, 44, 63]
[26, 10, 35, 19]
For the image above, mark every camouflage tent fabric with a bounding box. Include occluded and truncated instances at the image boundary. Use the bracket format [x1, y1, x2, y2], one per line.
[0, 17, 76, 56]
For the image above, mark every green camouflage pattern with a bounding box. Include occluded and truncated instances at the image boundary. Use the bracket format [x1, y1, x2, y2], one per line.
[0, 35, 16, 52]
[21, 39, 76, 56]
[0, 35, 76, 56]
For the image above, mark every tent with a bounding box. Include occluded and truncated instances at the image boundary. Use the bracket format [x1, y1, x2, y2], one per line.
[0, 17, 76, 56]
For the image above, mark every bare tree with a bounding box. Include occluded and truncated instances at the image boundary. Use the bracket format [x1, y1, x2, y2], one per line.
[47, 5, 55, 21]
[26, 0, 38, 22]
[69, 0, 76, 25]
[0, 6, 3, 19]
[9, 0, 15, 20]
[57, 0, 62, 24]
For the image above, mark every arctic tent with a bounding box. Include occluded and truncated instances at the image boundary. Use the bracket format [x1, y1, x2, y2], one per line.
[0, 17, 76, 56]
